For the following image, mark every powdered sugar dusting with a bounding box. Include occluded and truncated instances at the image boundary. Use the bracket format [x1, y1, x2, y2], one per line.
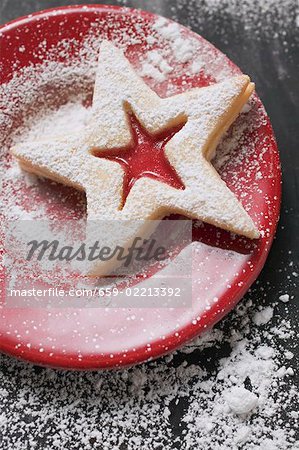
[0, 288, 297, 449]
[0, 4, 281, 342]
[10, 41, 259, 246]
[0, 5, 295, 449]
[0, 7, 280, 330]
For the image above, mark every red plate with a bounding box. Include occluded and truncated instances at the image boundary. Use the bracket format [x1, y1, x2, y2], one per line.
[0, 5, 281, 369]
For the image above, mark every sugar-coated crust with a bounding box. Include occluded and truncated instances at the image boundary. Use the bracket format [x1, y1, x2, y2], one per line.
[12, 42, 259, 275]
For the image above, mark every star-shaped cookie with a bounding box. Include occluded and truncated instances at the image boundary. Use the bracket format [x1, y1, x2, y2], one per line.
[12, 41, 259, 275]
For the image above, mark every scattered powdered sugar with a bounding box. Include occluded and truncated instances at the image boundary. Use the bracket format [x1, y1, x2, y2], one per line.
[168, 0, 298, 42]
[0, 289, 297, 449]
[191, 58, 204, 74]
[139, 61, 167, 82]
[23, 102, 91, 142]
[279, 293, 290, 303]
[253, 306, 274, 326]
[153, 17, 197, 64]
[0, 5, 297, 449]
[224, 386, 259, 415]
[139, 49, 173, 82]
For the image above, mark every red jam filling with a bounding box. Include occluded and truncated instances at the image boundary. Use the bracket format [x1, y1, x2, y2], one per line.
[95, 112, 186, 209]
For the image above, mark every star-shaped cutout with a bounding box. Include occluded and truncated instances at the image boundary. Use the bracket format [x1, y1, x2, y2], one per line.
[94, 111, 185, 209]
[12, 41, 259, 274]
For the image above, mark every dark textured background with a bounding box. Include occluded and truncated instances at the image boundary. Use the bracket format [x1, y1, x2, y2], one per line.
[0, 0, 298, 448]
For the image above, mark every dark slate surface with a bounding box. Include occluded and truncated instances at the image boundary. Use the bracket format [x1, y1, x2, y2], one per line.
[0, 1, 298, 449]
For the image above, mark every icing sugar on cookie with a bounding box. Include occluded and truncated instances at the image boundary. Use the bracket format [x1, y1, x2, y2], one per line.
[11, 41, 259, 274]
